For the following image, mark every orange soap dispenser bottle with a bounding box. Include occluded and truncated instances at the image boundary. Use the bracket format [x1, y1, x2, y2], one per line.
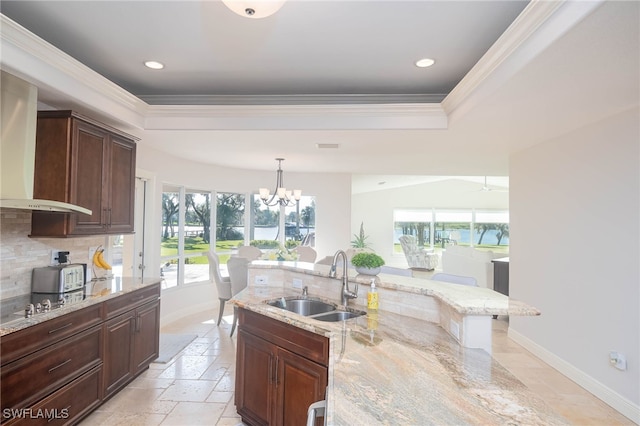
[367, 278, 379, 310]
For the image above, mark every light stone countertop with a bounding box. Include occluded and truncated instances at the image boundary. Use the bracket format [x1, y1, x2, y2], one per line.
[231, 262, 564, 425]
[249, 260, 540, 317]
[0, 277, 161, 336]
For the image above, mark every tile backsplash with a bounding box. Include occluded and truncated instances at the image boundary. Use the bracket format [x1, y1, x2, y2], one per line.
[0, 209, 106, 300]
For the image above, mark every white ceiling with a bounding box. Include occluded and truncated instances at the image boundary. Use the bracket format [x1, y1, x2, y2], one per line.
[1, 0, 638, 188]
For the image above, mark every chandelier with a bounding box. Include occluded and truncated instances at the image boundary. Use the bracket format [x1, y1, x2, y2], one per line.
[221, 0, 286, 19]
[260, 158, 301, 207]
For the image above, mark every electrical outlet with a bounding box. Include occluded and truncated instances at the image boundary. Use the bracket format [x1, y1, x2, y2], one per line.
[255, 275, 268, 285]
[292, 278, 303, 289]
[609, 351, 627, 371]
[51, 250, 59, 265]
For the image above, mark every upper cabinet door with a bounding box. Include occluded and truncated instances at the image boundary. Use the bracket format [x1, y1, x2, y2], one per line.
[31, 111, 137, 237]
[106, 134, 136, 235]
[70, 119, 110, 234]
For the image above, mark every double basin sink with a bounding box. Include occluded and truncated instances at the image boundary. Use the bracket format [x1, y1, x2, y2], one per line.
[266, 296, 365, 322]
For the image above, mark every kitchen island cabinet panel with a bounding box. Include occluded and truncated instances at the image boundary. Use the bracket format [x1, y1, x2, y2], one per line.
[235, 308, 328, 426]
[276, 347, 327, 426]
[31, 110, 137, 237]
[236, 330, 275, 426]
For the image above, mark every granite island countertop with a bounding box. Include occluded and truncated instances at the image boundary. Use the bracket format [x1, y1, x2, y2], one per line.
[231, 263, 566, 425]
[0, 277, 162, 336]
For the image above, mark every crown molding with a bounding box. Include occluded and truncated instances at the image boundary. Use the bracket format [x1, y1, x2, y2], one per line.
[442, 0, 605, 121]
[0, 14, 147, 124]
[139, 93, 447, 106]
[144, 103, 447, 130]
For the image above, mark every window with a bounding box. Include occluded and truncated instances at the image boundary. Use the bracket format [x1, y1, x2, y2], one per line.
[160, 184, 317, 287]
[473, 211, 510, 251]
[216, 192, 246, 258]
[393, 210, 433, 253]
[434, 211, 472, 248]
[394, 209, 509, 255]
[161, 186, 215, 288]
[161, 188, 180, 288]
[284, 196, 316, 247]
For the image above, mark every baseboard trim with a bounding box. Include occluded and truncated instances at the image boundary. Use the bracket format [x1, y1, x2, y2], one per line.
[508, 328, 640, 424]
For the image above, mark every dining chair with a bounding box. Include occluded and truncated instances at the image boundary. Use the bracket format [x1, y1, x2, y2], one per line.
[431, 272, 478, 287]
[206, 252, 232, 326]
[293, 245, 317, 262]
[226, 256, 250, 337]
[237, 245, 262, 261]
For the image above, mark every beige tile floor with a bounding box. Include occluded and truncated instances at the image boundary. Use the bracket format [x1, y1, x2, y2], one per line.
[82, 307, 635, 426]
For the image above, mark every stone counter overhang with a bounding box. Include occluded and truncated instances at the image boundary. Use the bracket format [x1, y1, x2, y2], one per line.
[0, 277, 162, 336]
[231, 261, 565, 425]
[243, 261, 539, 354]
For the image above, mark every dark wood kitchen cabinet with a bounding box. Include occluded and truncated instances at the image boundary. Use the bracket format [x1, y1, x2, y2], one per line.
[0, 282, 160, 425]
[0, 307, 104, 425]
[235, 308, 328, 426]
[103, 285, 160, 399]
[30, 110, 137, 237]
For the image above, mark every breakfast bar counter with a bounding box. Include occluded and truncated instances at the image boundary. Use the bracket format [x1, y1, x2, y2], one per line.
[231, 261, 566, 425]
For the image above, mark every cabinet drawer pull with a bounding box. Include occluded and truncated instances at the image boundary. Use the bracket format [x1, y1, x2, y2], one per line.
[48, 322, 73, 334]
[48, 358, 72, 373]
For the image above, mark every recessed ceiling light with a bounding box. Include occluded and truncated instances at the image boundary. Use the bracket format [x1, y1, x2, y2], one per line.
[415, 58, 435, 68]
[144, 61, 164, 70]
[316, 143, 340, 149]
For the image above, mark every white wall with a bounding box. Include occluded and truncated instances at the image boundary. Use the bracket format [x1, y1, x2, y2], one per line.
[352, 179, 509, 267]
[509, 107, 640, 420]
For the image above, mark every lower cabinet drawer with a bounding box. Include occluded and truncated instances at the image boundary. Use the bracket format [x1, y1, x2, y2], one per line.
[0, 325, 102, 414]
[1, 304, 103, 364]
[4, 366, 102, 426]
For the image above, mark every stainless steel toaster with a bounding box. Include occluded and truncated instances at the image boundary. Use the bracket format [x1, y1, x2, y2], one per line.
[31, 263, 87, 294]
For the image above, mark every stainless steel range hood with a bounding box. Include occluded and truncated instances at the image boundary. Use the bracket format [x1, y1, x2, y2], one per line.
[0, 71, 91, 215]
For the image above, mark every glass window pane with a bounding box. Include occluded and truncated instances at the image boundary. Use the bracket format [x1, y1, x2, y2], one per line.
[216, 192, 245, 256]
[184, 190, 211, 283]
[161, 257, 179, 289]
[394, 209, 433, 253]
[284, 196, 316, 248]
[250, 194, 280, 250]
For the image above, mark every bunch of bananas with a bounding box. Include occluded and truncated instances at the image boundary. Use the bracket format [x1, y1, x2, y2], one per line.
[92, 246, 112, 270]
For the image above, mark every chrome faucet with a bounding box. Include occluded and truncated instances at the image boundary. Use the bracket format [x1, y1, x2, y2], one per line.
[329, 250, 358, 306]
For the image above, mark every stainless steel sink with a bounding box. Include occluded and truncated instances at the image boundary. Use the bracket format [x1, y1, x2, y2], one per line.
[266, 296, 366, 322]
[312, 310, 366, 322]
[267, 297, 336, 316]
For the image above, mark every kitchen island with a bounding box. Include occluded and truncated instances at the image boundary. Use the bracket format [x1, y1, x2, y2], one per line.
[231, 261, 567, 425]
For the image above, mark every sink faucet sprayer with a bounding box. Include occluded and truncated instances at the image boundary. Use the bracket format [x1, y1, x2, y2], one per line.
[329, 250, 358, 306]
